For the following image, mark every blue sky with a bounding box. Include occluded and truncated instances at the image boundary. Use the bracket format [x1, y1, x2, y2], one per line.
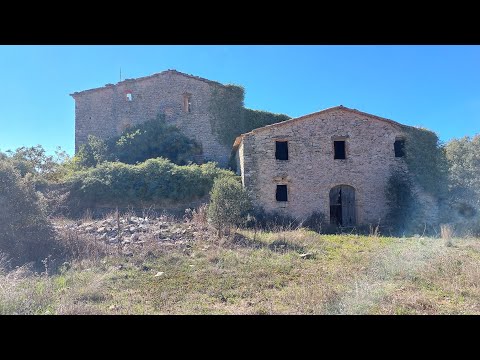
[0, 45, 479, 156]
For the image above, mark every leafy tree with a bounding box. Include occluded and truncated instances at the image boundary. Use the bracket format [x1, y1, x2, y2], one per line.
[74, 114, 202, 168]
[0, 159, 59, 268]
[113, 115, 202, 165]
[445, 134, 480, 234]
[1, 145, 70, 183]
[207, 176, 252, 236]
[402, 126, 449, 198]
[75, 135, 111, 168]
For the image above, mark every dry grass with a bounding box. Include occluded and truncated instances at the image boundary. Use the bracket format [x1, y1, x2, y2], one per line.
[441, 224, 454, 247]
[1, 219, 479, 315]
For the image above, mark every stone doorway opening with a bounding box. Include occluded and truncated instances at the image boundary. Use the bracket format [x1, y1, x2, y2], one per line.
[329, 185, 356, 226]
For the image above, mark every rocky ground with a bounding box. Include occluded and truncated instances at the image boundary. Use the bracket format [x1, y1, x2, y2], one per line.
[53, 214, 202, 255]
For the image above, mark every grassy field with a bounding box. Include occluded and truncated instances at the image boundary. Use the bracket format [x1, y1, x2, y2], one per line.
[1, 220, 479, 315]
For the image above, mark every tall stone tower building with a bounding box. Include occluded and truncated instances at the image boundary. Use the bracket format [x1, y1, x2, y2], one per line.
[71, 69, 232, 166]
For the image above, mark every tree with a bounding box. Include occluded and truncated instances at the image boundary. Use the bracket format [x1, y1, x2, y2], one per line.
[113, 115, 202, 165]
[76, 135, 111, 168]
[445, 134, 480, 234]
[207, 176, 252, 236]
[0, 159, 59, 268]
[2, 145, 70, 183]
[73, 114, 202, 168]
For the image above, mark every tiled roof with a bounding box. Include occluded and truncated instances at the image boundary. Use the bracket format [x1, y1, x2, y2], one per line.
[70, 69, 226, 97]
[233, 105, 409, 149]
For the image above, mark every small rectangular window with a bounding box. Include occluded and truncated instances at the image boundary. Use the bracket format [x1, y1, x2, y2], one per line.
[275, 141, 288, 160]
[334, 141, 346, 159]
[183, 94, 191, 113]
[276, 185, 288, 202]
[394, 139, 405, 157]
[126, 93, 132, 101]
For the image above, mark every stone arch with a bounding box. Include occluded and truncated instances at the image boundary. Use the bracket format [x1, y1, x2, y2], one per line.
[329, 185, 356, 226]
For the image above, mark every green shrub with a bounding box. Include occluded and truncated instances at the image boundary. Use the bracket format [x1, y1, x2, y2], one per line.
[207, 176, 252, 235]
[302, 212, 327, 233]
[75, 135, 111, 168]
[113, 115, 202, 165]
[74, 115, 202, 168]
[0, 160, 60, 269]
[402, 126, 449, 198]
[209, 84, 291, 146]
[246, 207, 298, 231]
[66, 158, 233, 208]
[1, 145, 71, 184]
[445, 134, 480, 235]
[385, 170, 425, 235]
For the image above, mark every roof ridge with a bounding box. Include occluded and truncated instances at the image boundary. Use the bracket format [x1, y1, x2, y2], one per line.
[233, 105, 410, 148]
[70, 69, 226, 97]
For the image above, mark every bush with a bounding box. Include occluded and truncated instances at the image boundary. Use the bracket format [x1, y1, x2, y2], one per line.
[445, 134, 480, 236]
[385, 170, 426, 236]
[75, 114, 202, 168]
[75, 135, 111, 168]
[301, 212, 327, 233]
[0, 160, 60, 269]
[1, 145, 71, 184]
[245, 207, 298, 231]
[207, 176, 252, 235]
[66, 158, 233, 209]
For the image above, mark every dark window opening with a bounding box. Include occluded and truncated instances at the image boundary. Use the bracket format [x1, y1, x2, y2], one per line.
[334, 141, 346, 159]
[275, 141, 289, 160]
[394, 139, 405, 157]
[276, 185, 288, 202]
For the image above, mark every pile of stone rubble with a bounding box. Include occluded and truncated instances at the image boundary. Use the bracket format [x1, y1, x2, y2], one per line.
[54, 215, 198, 248]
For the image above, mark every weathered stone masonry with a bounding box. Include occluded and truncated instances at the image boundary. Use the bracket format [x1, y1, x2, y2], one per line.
[234, 106, 412, 225]
[71, 70, 232, 167]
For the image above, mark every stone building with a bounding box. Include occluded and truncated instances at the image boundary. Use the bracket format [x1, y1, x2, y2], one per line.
[233, 105, 414, 226]
[71, 69, 233, 167]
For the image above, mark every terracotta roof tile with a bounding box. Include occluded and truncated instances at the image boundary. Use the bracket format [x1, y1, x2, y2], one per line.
[70, 69, 226, 97]
[233, 105, 412, 149]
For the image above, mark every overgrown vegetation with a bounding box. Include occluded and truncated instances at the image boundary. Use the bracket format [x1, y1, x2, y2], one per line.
[385, 170, 425, 236]
[402, 126, 449, 198]
[66, 158, 234, 209]
[382, 126, 449, 235]
[1, 218, 479, 314]
[209, 84, 290, 146]
[0, 145, 70, 184]
[1, 100, 480, 315]
[0, 159, 60, 269]
[75, 114, 202, 168]
[207, 176, 252, 235]
[445, 135, 480, 235]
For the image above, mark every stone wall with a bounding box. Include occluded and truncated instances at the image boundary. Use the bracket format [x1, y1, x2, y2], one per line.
[72, 70, 231, 167]
[237, 107, 410, 225]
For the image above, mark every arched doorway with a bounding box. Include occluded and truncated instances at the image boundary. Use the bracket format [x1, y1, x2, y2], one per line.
[329, 185, 356, 226]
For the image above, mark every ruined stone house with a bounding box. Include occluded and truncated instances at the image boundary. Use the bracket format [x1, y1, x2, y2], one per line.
[71, 69, 235, 167]
[233, 105, 420, 226]
[72, 70, 434, 226]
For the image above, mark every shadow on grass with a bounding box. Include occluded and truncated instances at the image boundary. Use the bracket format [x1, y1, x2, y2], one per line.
[229, 233, 307, 254]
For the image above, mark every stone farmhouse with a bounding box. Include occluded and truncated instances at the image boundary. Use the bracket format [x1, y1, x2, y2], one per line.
[71, 69, 234, 167]
[72, 70, 431, 226]
[233, 105, 415, 226]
